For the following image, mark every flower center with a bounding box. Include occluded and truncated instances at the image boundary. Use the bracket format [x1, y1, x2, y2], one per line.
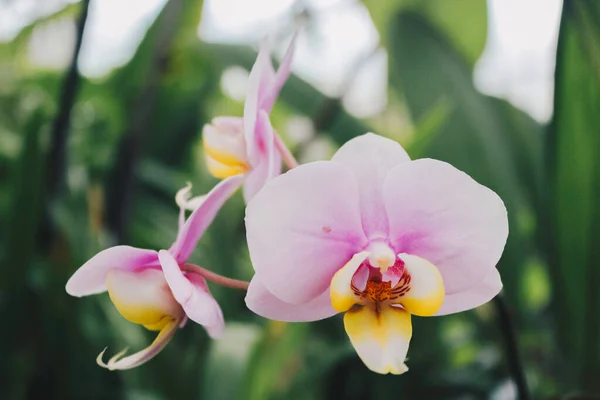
[364, 280, 393, 302]
[330, 251, 445, 317]
[351, 257, 411, 305]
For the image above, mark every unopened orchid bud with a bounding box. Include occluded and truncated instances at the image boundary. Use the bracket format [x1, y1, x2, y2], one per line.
[202, 117, 249, 179]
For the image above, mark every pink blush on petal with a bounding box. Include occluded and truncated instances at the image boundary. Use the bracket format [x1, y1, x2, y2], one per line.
[382, 258, 405, 288]
[351, 263, 370, 292]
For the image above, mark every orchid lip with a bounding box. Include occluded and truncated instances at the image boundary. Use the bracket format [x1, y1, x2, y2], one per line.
[330, 251, 445, 375]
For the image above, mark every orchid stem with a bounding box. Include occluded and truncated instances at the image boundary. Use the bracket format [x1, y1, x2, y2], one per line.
[274, 133, 299, 169]
[183, 264, 249, 291]
[494, 295, 531, 400]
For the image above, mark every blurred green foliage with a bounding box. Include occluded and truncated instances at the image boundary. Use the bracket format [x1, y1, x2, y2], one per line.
[0, 0, 598, 399]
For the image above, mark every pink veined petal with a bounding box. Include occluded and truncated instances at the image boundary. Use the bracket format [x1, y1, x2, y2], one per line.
[158, 251, 225, 339]
[260, 34, 296, 112]
[331, 133, 411, 238]
[382, 263, 404, 288]
[245, 161, 368, 304]
[66, 246, 159, 297]
[245, 276, 337, 322]
[244, 44, 275, 165]
[243, 111, 281, 203]
[383, 159, 509, 294]
[170, 175, 244, 262]
[436, 267, 502, 316]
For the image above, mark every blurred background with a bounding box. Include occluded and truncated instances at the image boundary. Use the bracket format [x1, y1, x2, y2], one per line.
[0, 0, 598, 398]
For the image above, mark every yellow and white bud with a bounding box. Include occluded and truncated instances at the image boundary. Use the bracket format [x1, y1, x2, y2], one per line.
[202, 117, 250, 178]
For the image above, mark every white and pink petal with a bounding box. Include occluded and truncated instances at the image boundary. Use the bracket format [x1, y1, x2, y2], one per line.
[384, 158, 508, 294]
[245, 276, 337, 322]
[259, 34, 296, 112]
[245, 161, 368, 304]
[244, 45, 274, 165]
[436, 268, 502, 316]
[170, 174, 244, 263]
[332, 133, 411, 238]
[242, 110, 281, 202]
[202, 117, 248, 167]
[66, 246, 159, 297]
[158, 250, 224, 339]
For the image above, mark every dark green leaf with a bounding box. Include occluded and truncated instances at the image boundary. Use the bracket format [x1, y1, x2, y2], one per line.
[547, 0, 600, 390]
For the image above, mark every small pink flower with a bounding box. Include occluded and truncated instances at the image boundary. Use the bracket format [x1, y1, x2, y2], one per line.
[244, 133, 508, 374]
[202, 36, 296, 202]
[66, 175, 243, 370]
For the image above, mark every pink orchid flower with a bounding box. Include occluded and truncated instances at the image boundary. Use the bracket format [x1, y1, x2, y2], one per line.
[202, 36, 297, 202]
[244, 133, 508, 374]
[66, 175, 243, 370]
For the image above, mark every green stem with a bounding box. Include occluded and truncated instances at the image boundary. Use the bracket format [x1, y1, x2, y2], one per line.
[494, 295, 531, 400]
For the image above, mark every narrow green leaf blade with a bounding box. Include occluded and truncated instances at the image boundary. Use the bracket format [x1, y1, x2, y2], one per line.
[547, 0, 600, 390]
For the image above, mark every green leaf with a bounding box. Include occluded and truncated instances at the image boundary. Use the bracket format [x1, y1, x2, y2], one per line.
[0, 110, 45, 288]
[0, 2, 81, 65]
[0, 109, 46, 398]
[362, 0, 487, 64]
[547, 0, 600, 390]
[420, 0, 487, 65]
[202, 323, 262, 400]
[406, 97, 452, 158]
[240, 322, 310, 400]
